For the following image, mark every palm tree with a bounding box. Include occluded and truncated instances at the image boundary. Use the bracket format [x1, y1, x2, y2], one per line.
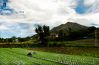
[35, 25, 50, 46]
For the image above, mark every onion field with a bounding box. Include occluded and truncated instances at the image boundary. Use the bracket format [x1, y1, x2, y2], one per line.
[0, 48, 99, 65]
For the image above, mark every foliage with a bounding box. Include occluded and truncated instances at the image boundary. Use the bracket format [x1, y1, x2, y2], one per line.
[58, 30, 65, 41]
[35, 25, 50, 46]
[51, 22, 96, 41]
[0, 36, 33, 43]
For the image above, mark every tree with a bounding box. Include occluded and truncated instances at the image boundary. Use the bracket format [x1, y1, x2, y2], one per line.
[12, 36, 16, 42]
[58, 30, 65, 41]
[35, 25, 50, 46]
[88, 26, 96, 33]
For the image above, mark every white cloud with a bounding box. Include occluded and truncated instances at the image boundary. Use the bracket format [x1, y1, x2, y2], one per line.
[7, 0, 77, 23]
[84, 0, 99, 14]
[84, 0, 97, 6]
[0, 0, 99, 37]
[0, 25, 8, 30]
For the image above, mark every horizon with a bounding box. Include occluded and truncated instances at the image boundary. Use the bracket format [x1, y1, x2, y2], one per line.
[0, 21, 99, 39]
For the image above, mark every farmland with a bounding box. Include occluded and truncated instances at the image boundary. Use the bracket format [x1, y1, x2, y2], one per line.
[0, 48, 99, 65]
[31, 47, 99, 58]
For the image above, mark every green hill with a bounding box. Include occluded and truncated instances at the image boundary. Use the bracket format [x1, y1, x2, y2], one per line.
[51, 22, 88, 33]
[50, 22, 96, 40]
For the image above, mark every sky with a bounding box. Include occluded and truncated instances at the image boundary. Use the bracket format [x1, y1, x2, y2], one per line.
[0, 0, 99, 38]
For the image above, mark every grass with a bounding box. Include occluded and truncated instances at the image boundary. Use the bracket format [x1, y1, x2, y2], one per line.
[31, 47, 99, 58]
[0, 48, 99, 65]
[30, 39, 99, 58]
[48, 38, 96, 47]
[0, 38, 97, 47]
[0, 48, 61, 65]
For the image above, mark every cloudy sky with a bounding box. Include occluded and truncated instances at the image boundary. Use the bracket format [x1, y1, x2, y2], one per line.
[0, 0, 99, 38]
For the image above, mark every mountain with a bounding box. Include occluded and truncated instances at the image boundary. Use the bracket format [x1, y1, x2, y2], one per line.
[51, 22, 88, 33]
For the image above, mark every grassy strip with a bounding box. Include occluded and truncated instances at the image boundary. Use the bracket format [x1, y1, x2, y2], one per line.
[31, 47, 99, 58]
[0, 48, 61, 65]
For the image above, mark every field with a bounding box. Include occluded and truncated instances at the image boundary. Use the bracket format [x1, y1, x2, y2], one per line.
[48, 39, 96, 47]
[0, 38, 97, 48]
[0, 48, 99, 65]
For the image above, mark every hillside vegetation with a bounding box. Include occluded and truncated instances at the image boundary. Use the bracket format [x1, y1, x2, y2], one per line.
[51, 22, 88, 32]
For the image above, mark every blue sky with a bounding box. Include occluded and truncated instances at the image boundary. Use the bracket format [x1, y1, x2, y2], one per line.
[0, 0, 14, 15]
[76, 0, 87, 14]
[0, 0, 99, 38]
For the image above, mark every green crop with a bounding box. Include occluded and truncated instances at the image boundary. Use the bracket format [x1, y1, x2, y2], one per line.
[0, 48, 99, 65]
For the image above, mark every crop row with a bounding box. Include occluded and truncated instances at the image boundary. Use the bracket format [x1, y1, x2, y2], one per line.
[0, 48, 99, 65]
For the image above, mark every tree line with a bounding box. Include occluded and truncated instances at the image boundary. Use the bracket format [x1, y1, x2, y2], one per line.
[34, 25, 96, 46]
[0, 36, 32, 43]
[0, 25, 97, 47]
